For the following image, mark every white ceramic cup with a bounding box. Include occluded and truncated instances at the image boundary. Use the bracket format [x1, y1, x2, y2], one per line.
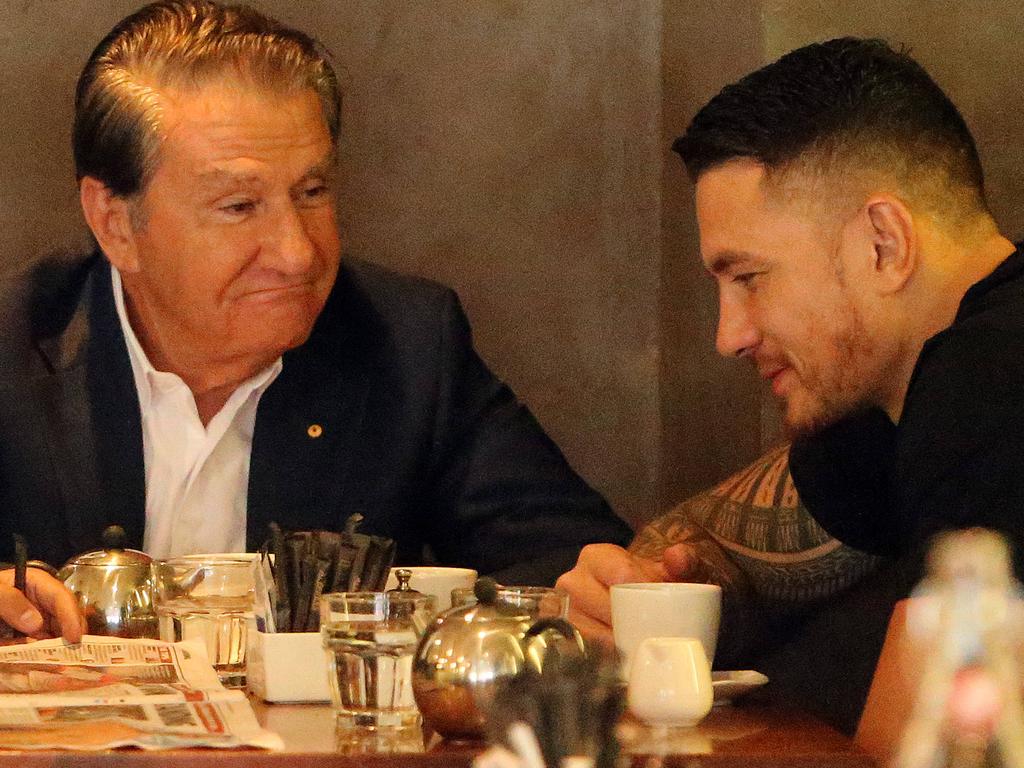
[384, 566, 477, 611]
[610, 582, 722, 678]
[627, 636, 713, 727]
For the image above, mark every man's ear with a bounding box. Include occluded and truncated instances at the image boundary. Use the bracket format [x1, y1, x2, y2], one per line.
[863, 196, 917, 294]
[79, 177, 141, 273]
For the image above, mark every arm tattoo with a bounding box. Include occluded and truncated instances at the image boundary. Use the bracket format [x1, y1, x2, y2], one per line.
[631, 444, 881, 604]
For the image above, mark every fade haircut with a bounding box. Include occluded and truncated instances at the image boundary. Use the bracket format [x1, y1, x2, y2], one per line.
[74, 0, 341, 198]
[673, 38, 990, 224]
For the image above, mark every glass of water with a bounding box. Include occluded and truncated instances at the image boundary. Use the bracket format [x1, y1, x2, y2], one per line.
[320, 591, 437, 730]
[449, 585, 569, 619]
[153, 556, 255, 688]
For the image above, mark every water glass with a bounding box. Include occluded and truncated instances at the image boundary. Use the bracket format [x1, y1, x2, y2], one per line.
[321, 591, 437, 730]
[153, 556, 256, 688]
[334, 722, 427, 755]
[449, 585, 569, 619]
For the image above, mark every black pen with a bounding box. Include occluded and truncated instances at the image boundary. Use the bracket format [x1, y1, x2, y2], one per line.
[12, 534, 27, 639]
[13, 535, 26, 595]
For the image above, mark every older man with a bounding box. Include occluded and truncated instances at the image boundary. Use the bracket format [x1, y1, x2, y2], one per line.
[560, 37, 1023, 733]
[0, 0, 630, 639]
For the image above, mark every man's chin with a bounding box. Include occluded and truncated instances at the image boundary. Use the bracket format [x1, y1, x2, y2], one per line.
[780, 400, 841, 441]
[780, 394, 871, 441]
[782, 418, 822, 442]
[240, 319, 317, 362]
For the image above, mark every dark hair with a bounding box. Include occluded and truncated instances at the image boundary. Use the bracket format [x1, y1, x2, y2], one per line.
[673, 37, 988, 216]
[74, 0, 341, 197]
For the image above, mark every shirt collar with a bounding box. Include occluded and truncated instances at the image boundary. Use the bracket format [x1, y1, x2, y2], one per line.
[110, 266, 282, 414]
[955, 241, 1024, 323]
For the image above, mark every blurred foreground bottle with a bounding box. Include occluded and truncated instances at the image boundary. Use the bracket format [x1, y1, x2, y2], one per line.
[895, 528, 1024, 768]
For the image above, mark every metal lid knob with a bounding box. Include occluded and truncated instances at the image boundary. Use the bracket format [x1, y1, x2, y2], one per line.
[388, 568, 421, 594]
[101, 525, 127, 551]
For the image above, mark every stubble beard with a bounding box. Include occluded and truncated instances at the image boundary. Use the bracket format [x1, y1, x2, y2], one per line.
[780, 303, 878, 441]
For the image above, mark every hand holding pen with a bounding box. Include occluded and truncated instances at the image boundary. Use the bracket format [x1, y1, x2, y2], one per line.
[0, 534, 84, 643]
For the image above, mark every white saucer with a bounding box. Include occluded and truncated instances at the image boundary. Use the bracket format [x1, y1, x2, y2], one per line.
[712, 670, 769, 704]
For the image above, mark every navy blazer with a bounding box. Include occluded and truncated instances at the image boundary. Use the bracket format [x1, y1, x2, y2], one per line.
[0, 252, 630, 584]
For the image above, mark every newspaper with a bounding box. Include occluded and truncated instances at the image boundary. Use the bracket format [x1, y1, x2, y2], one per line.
[0, 635, 283, 751]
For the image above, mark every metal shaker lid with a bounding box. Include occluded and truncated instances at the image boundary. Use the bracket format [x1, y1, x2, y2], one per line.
[387, 568, 423, 595]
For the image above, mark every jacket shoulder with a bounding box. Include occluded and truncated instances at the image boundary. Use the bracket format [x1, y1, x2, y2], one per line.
[0, 251, 97, 358]
[317, 257, 461, 343]
[338, 257, 454, 309]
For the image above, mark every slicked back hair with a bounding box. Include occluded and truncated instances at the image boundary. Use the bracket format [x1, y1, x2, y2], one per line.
[74, 0, 341, 198]
[673, 38, 990, 222]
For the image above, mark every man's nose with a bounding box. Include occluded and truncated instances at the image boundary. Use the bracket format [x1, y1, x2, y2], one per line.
[264, 203, 316, 274]
[715, 291, 760, 358]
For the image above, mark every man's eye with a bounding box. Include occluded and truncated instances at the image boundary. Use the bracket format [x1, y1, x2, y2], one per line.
[297, 182, 333, 206]
[221, 200, 256, 215]
[732, 272, 761, 286]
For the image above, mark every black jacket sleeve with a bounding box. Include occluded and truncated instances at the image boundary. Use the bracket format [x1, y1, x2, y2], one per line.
[422, 290, 631, 585]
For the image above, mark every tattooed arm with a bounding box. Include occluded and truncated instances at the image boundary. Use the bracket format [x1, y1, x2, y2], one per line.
[557, 444, 881, 647]
[630, 443, 880, 604]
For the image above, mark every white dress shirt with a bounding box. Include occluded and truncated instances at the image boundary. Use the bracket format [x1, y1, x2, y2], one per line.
[111, 268, 282, 558]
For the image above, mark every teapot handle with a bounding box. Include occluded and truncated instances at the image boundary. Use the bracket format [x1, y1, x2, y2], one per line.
[1, 560, 61, 579]
[524, 617, 587, 656]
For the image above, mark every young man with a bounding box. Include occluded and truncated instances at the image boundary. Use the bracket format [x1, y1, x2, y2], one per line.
[560, 37, 1022, 733]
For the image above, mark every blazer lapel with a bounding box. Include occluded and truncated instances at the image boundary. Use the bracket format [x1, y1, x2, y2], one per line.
[246, 269, 378, 548]
[37, 260, 146, 554]
[246, 344, 374, 548]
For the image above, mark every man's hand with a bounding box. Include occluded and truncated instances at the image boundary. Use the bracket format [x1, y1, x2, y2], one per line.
[555, 542, 703, 643]
[0, 568, 85, 643]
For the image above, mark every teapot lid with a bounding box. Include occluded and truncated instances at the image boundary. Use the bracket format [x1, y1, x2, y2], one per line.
[64, 525, 152, 568]
[445, 577, 533, 623]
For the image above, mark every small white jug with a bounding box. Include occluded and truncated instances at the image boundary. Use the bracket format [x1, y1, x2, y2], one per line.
[627, 636, 713, 727]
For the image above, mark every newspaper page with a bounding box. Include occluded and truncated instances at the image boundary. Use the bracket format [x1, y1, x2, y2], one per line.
[0, 635, 283, 751]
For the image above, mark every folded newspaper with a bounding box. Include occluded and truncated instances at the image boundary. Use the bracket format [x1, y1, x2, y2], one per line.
[0, 635, 283, 751]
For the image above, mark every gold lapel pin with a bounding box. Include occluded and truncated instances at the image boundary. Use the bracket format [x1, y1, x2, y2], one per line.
[307, 424, 323, 439]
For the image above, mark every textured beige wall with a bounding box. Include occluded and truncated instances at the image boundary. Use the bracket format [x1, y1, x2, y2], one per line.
[1, 2, 1021, 532]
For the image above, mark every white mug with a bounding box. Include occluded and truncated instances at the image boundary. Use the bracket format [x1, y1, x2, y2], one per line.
[628, 636, 713, 727]
[384, 566, 477, 611]
[610, 582, 721, 678]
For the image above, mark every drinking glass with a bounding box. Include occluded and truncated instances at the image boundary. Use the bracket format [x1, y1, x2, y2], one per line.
[449, 585, 569, 619]
[321, 591, 437, 730]
[153, 556, 256, 688]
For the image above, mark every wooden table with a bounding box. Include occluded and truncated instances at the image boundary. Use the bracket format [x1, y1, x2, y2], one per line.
[0, 700, 876, 767]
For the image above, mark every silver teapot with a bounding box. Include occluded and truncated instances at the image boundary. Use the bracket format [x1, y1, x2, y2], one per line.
[412, 578, 585, 740]
[57, 526, 159, 639]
